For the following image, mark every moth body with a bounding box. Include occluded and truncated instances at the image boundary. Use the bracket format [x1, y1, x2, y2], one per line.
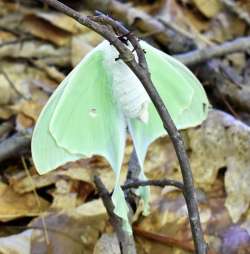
[103, 43, 150, 123]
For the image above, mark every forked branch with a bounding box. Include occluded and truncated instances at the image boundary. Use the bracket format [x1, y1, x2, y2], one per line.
[37, 1, 207, 253]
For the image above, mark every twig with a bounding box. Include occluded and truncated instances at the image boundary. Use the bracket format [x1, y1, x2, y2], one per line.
[220, 94, 240, 119]
[84, 0, 196, 53]
[175, 36, 250, 66]
[197, 59, 250, 113]
[124, 148, 141, 210]
[37, 1, 207, 253]
[123, 179, 184, 190]
[0, 133, 31, 163]
[124, 149, 183, 211]
[126, 148, 141, 183]
[0, 68, 30, 100]
[92, 12, 207, 253]
[134, 226, 195, 253]
[94, 175, 136, 254]
[221, 0, 250, 26]
[0, 36, 33, 48]
[100, 14, 208, 254]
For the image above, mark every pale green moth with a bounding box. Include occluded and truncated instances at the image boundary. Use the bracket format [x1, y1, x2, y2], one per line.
[31, 40, 209, 233]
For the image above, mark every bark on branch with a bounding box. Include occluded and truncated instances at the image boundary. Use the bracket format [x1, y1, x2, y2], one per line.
[94, 175, 136, 254]
[176, 36, 250, 66]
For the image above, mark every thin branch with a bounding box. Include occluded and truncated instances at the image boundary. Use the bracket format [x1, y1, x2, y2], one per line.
[197, 59, 250, 113]
[94, 176, 136, 254]
[124, 148, 141, 210]
[98, 15, 207, 254]
[37, 0, 133, 65]
[124, 150, 183, 210]
[37, 1, 207, 253]
[84, 0, 196, 53]
[134, 226, 195, 253]
[126, 148, 141, 183]
[175, 36, 250, 66]
[0, 68, 30, 100]
[123, 179, 184, 190]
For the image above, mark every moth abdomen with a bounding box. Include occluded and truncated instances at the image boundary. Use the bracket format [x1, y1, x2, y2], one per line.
[104, 45, 150, 122]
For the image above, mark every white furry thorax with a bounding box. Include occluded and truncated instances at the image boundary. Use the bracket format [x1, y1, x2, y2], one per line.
[102, 41, 150, 123]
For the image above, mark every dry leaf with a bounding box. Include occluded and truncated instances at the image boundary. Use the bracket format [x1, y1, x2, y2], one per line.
[22, 14, 71, 46]
[14, 99, 44, 121]
[32, 60, 65, 83]
[75, 199, 106, 219]
[226, 52, 246, 71]
[51, 179, 78, 210]
[0, 62, 56, 103]
[0, 41, 70, 66]
[193, 0, 222, 18]
[0, 106, 13, 119]
[30, 201, 107, 254]
[181, 5, 210, 32]
[143, 110, 250, 225]
[0, 182, 49, 222]
[0, 30, 16, 43]
[206, 12, 246, 43]
[0, 73, 11, 105]
[34, 12, 88, 34]
[58, 165, 128, 193]
[11, 171, 58, 194]
[187, 110, 250, 222]
[16, 113, 34, 131]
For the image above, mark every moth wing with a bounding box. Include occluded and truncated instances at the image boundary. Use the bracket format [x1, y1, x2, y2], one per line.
[128, 41, 208, 168]
[49, 41, 127, 175]
[31, 76, 82, 174]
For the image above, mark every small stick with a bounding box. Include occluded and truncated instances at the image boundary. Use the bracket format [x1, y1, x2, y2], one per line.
[175, 36, 250, 66]
[94, 176, 136, 254]
[134, 226, 195, 253]
[122, 179, 184, 190]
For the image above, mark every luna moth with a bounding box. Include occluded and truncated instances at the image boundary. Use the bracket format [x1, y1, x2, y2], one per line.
[31, 40, 209, 233]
